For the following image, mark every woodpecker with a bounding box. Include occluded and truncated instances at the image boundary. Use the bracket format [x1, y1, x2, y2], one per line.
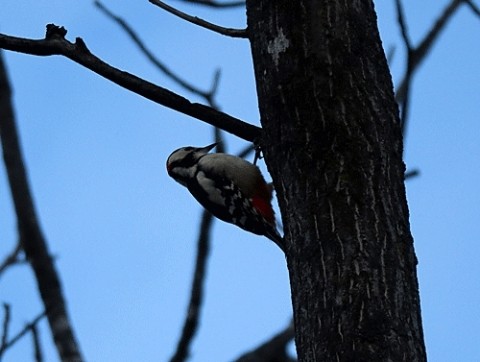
[166, 143, 284, 251]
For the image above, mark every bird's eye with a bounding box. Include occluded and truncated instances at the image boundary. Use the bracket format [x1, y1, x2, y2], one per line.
[166, 161, 176, 172]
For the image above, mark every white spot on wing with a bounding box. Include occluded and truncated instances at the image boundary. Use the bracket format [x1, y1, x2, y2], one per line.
[196, 171, 226, 207]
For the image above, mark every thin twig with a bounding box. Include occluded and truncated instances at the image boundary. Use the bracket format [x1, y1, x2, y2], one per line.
[178, 0, 245, 8]
[95, 0, 224, 107]
[207, 69, 222, 109]
[465, 0, 480, 16]
[393, 0, 413, 133]
[95, 0, 217, 99]
[405, 169, 420, 180]
[394, 0, 467, 137]
[169, 212, 214, 362]
[0, 51, 84, 362]
[237, 143, 255, 159]
[0, 26, 261, 141]
[30, 323, 44, 362]
[396, 0, 465, 104]
[169, 72, 226, 360]
[0, 242, 24, 278]
[94, 7, 227, 357]
[413, 0, 466, 68]
[149, 0, 248, 38]
[0, 304, 11, 355]
[233, 320, 295, 362]
[394, 0, 412, 51]
[0, 310, 46, 358]
[169, 134, 266, 362]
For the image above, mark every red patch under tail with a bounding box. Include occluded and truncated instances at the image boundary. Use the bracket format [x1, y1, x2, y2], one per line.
[251, 195, 275, 224]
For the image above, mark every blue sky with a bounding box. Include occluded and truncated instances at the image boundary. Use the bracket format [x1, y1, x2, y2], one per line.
[0, 1, 479, 361]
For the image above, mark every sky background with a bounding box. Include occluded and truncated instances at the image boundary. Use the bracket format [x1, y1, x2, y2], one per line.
[0, 1, 479, 361]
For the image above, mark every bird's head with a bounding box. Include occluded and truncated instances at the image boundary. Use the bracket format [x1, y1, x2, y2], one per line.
[166, 143, 218, 185]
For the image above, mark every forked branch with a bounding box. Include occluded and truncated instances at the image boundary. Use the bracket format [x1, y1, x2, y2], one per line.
[149, 0, 248, 38]
[0, 25, 260, 142]
[394, 0, 476, 136]
[95, 0, 222, 107]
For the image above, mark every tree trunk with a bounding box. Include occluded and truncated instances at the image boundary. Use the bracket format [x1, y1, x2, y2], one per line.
[246, 1, 426, 361]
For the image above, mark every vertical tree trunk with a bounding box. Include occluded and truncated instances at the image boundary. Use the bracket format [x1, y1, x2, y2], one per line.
[246, 1, 426, 361]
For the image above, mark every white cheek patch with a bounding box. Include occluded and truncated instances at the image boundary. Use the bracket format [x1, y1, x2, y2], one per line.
[196, 171, 225, 207]
[170, 166, 193, 187]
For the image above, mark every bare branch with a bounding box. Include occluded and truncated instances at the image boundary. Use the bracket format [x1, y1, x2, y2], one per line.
[395, 0, 467, 135]
[170, 87, 225, 360]
[169, 212, 214, 362]
[170, 129, 262, 362]
[405, 169, 420, 180]
[396, 0, 465, 104]
[95, 0, 217, 100]
[412, 0, 465, 71]
[149, 0, 248, 38]
[0, 50, 84, 362]
[465, 0, 480, 17]
[96, 4, 228, 353]
[30, 323, 44, 362]
[0, 242, 24, 278]
[169, 140, 266, 362]
[0, 310, 46, 358]
[178, 0, 245, 8]
[96, 1, 224, 109]
[207, 69, 222, 109]
[233, 321, 295, 362]
[237, 143, 255, 159]
[394, 0, 412, 51]
[1, 304, 11, 354]
[393, 0, 413, 132]
[0, 26, 260, 141]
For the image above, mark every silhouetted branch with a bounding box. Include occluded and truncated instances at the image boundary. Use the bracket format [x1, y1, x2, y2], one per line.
[394, 0, 412, 51]
[394, 0, 413, 132]
[405, 169, 420, 180]
[395, 0, 471, 137]
[178, 0, 245, 8]
[233, 321, 295, 362]
[207, 69, 222, 109]
[396, 0, 466, 101]
[412, 0, 466, 72]
[396, 0, 466, 103]
[169, 85, 226, 361]
[169, 212, 214, 362]
[149, 0, 248, 38]
[0, 25, 260, 142]
[0, 309, 46, 359]
[237, 144, 255, 159]
[1, 304, 10, 354]
[95, 0, 220, 104]
[30, 323, 44, 362]
[0, 51, 84, 362]
[465, 0, 480, 16]
[95, 4, 230, 357]
[0, 242, 24, 279]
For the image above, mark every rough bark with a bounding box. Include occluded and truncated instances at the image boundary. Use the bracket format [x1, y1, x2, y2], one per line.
[246, 1, 426, 361]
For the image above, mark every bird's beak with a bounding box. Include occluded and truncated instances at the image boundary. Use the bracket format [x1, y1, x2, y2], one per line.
[200, 142, 218, 153]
